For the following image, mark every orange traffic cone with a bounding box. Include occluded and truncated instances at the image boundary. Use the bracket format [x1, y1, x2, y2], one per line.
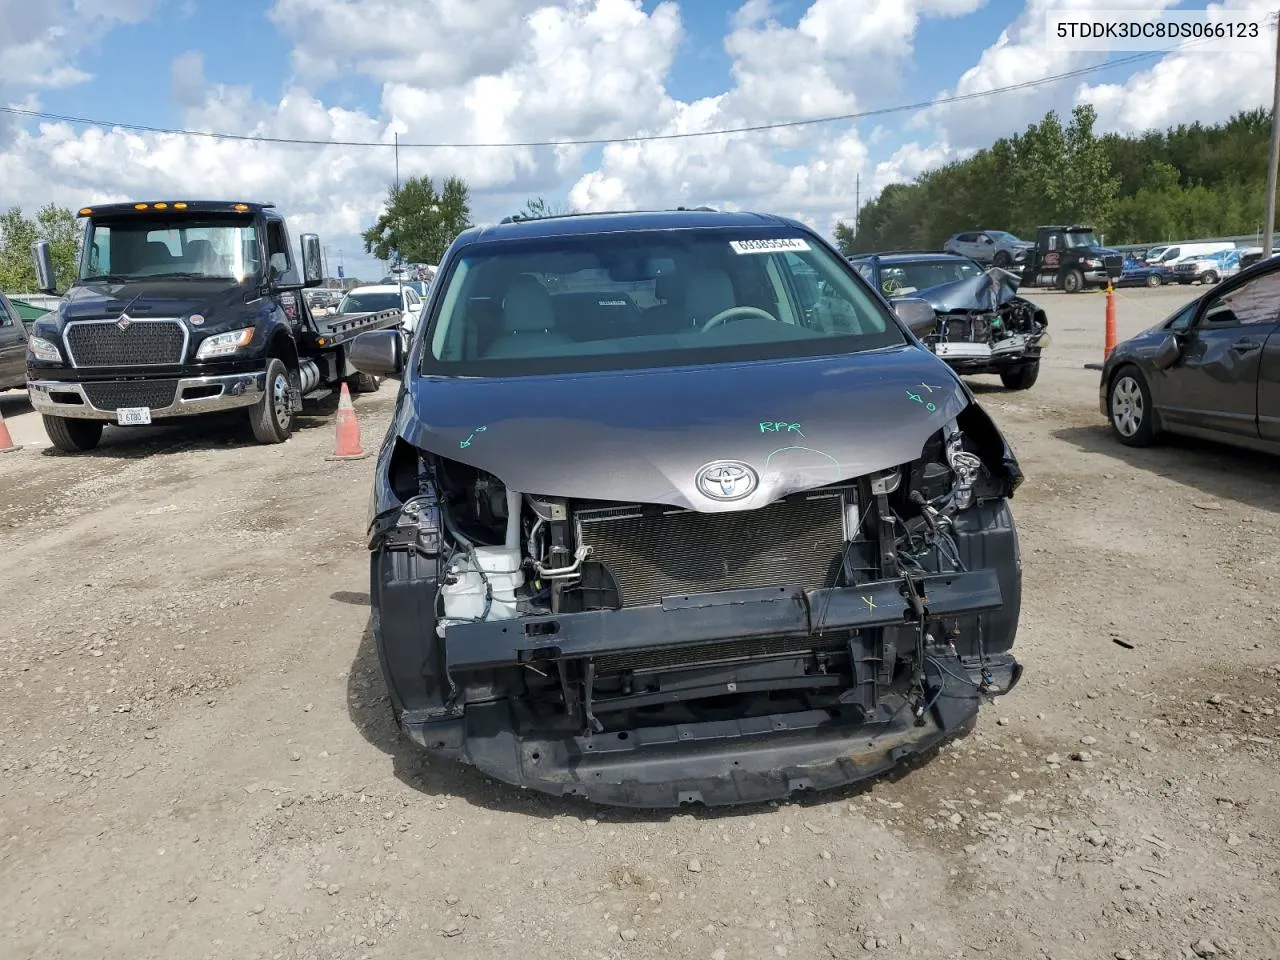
[325, 382, 369, 461]
[0, 405, 22, 454]
[1084, 280, 1117, 371]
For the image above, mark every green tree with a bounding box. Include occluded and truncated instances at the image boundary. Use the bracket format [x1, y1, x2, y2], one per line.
[0, 204, 81, 293]
[362, 174, 472, 265]
[833, 220, 856, 256]
[515, 196, 572, 220]
[846, 106, 1269, 250]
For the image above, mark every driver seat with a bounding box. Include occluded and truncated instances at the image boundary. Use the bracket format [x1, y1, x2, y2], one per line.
[685, 267, 736, 327]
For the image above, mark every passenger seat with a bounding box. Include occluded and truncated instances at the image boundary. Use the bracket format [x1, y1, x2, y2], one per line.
[483, 276, 574, 358]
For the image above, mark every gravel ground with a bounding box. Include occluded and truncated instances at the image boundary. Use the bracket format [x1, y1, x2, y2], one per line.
[1, 283, 1277, 960]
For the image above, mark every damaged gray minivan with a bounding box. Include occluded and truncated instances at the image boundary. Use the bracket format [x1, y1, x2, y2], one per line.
[353, 209, 1025, 808]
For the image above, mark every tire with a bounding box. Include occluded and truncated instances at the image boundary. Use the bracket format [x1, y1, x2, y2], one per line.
[1145, 273, 1163, 287]
[248, 357, 294, 444]
[1107, 366, 1159, 448]
[992, 250, 1012, 268]
[42, 415, 103, 453]
[347, 371, 381, 394]
[999, 360, 1040, 391]
[1061, 269, 1084, 293]
[1203, 271, 1219, 284]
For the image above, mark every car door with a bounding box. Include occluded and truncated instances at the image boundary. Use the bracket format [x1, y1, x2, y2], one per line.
[0, 295, 26, 389]
[1154, 268, 1280, 440]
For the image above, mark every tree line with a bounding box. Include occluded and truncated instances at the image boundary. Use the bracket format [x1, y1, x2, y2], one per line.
[836, 105, 1273, 255]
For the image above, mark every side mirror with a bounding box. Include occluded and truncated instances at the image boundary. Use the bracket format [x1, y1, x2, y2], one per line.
[31, 241, 57, 295]
[893, 297, 938, 338]
[300, 233, 323, 288]
[1152, 332, 1184, 371]
[983, 237, 994, 245]
[350, 328, 406, 380]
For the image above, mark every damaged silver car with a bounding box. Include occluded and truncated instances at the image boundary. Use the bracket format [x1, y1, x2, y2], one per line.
[353, 210, 1026, 808]
[849, 252, 1050, 391]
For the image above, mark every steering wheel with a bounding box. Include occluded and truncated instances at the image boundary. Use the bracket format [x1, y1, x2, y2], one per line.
[700, 305, 779, 332]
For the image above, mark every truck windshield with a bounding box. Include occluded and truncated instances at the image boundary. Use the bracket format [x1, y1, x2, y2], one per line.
[79, 216, 262, 283]
[423, 229, 905, 377]
[1064, 230, 1100, 248]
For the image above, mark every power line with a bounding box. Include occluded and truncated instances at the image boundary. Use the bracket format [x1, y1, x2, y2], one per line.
[0, 47, 1184, 150]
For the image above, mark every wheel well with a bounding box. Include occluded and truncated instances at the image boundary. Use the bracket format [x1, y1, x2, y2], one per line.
[267, 331, 299, 369]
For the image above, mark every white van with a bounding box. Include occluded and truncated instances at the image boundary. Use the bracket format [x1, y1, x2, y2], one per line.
[1147, 242, 1235, 267]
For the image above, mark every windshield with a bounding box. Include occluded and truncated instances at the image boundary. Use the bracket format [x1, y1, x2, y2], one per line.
[877, 259, 984, 297]
[423, 230, 904, 376]
[1064, 230, 1100, 249]
[339, 291, 403, 313]
[79, 216, 261, 283]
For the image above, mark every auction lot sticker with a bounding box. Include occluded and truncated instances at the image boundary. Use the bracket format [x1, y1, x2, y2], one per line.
[730, 238, 811, 254]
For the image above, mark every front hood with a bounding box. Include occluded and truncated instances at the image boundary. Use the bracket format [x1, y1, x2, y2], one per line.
[1080, 246, 1121, 259]
[46, 278, 258, 333]
[914, 267, 1022, 312]
[402, 347, 977, 512]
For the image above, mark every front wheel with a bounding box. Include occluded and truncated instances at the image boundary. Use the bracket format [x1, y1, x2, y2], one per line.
[1061, 269, 1084, 293]
[1202, 271, 1219, 284]
[999, 360, 1040, 391]
[992, 250, 1012, 268]
[43, 415, 103, 453]
[1108, 367, 1158, 447]
[248, 357, 294, 444]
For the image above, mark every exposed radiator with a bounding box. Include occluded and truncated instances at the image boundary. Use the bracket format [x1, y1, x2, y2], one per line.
[575, 487, 855, 607]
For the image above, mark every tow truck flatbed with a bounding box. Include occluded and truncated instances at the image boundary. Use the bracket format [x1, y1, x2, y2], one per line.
[303, 308, 405, 348]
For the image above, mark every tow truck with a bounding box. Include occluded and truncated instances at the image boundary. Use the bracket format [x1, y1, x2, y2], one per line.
[26, 200, 406, 453]
[1017, 225, 1123, 293]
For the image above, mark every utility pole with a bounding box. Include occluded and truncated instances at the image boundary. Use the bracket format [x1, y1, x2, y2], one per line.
[1265, 10, 1280, 258]
[855, 173, 861, 234]
[322, 245, 330, 282]
[395, 132, 400, 193]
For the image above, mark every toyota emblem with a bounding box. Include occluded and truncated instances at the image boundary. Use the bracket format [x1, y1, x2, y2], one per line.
[694, 460, 759, 502]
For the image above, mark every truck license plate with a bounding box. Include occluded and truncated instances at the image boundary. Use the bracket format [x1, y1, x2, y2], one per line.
[116, 407, 152, 426]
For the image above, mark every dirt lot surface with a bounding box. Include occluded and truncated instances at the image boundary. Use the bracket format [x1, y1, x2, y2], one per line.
[2, 284, 1278, 960]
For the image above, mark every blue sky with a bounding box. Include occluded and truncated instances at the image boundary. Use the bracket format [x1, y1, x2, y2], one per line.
[1, 0, 1273, 281]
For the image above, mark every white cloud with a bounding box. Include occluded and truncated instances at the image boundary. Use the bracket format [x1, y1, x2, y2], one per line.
[1077, 0, 1278, 134]
[915, 0, 1182, 146]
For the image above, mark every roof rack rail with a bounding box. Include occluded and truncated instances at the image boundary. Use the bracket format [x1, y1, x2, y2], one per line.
[674, 205, 718, 212]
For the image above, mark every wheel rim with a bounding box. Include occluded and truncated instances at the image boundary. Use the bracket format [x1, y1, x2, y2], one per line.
[1065, 274, 1079, 292]
[271, 373, 290, 430]
[1111, 376, 1144, 437]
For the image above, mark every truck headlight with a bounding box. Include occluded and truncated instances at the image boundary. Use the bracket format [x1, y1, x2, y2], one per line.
[28, 335, 62, 363]
[195, 328, 254, 360]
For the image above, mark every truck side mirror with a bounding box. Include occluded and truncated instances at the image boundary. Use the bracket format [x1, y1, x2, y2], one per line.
[893, 297, 938, 338]
[30, 240, 57, 295]
[349, 328, 406, 380]
[300, 233, 323, 288]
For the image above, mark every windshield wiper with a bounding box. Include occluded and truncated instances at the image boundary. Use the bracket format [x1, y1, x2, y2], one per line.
[80, 274, 133, 284]
[145, 272, 238, 280]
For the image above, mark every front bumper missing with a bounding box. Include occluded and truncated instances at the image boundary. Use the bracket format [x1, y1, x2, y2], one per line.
[27, 372, 265, 421]
[401, 570, 1022, 807]
[930, 332, 1048, 371]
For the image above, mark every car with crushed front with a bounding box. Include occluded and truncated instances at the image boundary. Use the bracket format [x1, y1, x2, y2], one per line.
[352, 209, 1026, 808]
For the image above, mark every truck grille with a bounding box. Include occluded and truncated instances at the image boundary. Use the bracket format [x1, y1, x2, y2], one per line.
[576, 488, 852, 607]
[1102, 254, 1123, 276]
[65, 319, 187, 368]
[83, 379, 178, 411]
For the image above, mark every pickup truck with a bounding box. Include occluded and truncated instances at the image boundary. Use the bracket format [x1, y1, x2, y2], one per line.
[25, 200, 406, 453]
